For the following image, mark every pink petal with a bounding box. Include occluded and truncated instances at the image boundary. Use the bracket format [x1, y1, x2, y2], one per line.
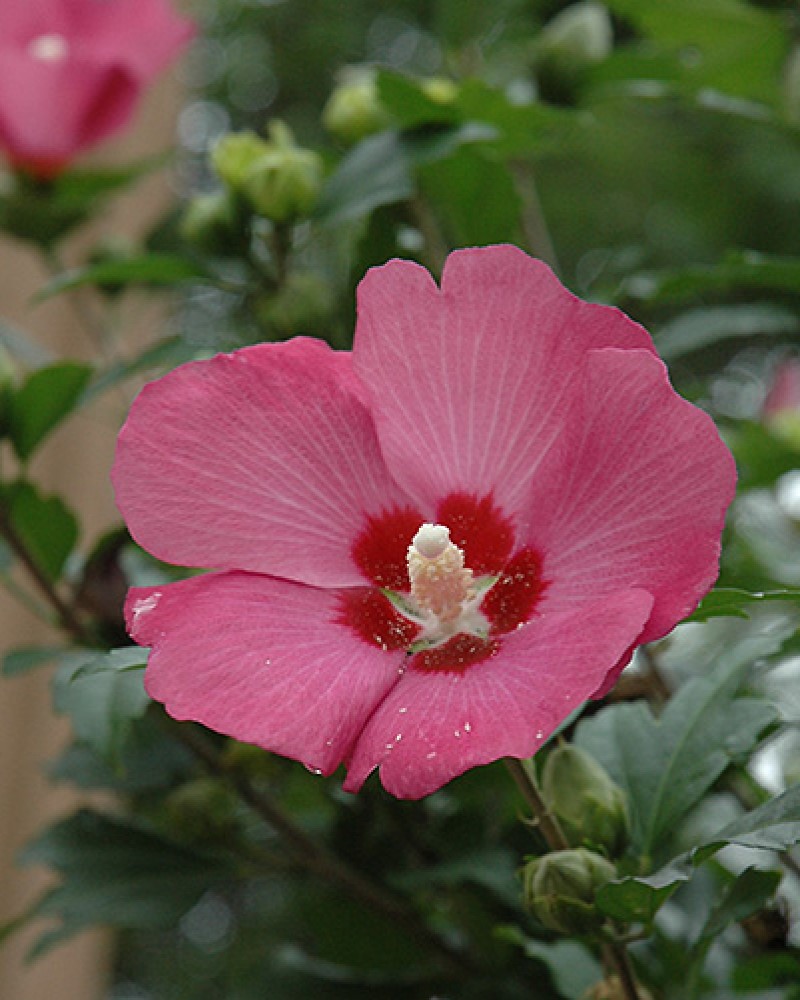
[527, 348, 737, 644]
[129, 572, 405, 775]
[353, 245, 655, 521]
[0, 50, 137, 170]
[113, 339, 411, 587]
[66, 0, 195, 78]
[344, 588, 653, 799]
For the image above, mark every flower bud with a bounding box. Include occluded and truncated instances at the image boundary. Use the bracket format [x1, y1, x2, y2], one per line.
[255, 272, 333, 338]
[523, 848, 617, 936]
[420, 76, 459, 105]
[180, 189, 247, 255]
[322, 68, 391, 144]
[165, 778, 240, 846]
[541, 743, 630, 855]
[211, 131, 271, 191]
[538, 2, 613, 67]
[536, 2, 613, 102]
[241, 122, 323, 223]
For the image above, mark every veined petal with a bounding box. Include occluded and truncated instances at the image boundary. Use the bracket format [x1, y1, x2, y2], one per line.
[344, 588, 653, 799]
[113, 338, 411, 587]
[353, 245, 655, 521]
[527, 348, 737, 643]
[129, 572, 405, 775]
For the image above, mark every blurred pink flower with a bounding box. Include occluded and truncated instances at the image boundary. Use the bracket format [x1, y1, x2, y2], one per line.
[113, 246, 736, 799]
[763, 358, 800, 420]
[0, 0, 194, 178]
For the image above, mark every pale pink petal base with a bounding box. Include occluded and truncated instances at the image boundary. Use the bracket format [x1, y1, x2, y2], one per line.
[344, 588, 653, 799]
[113, 339, 410, 587]
[527, 348, 736, 645]
[128, 573, 405, 776]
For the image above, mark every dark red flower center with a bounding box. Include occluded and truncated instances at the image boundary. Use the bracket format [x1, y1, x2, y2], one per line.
[340, 492, 548, 674]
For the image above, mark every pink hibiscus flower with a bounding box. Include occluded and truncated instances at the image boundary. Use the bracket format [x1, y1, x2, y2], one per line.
[0, 0, 194, 178]
[113, 245, 736, 799]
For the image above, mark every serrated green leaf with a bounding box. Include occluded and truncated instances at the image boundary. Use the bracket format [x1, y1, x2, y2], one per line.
[53, 647, 150, 763]
[575, 657, 778, 861]
[687, 587, 800, 623]
[0, 479, 79, 582]
[9, 362, 92, 462]
[17, 809, 233, 957]
[35, 254, 206, 301]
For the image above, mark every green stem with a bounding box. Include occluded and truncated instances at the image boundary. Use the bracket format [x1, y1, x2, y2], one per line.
[504, 757, 570, 850]
[0, 504, 91, 645]
[602, 942, 642, 1000]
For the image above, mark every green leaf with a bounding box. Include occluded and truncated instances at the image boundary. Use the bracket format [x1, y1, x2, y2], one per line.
[83, 336, 200, 402]
[0, 479, 78, 582]
[316, 124, 496, 226]
[687, 587, 800, 623]
[596, 859, 692, 923]
[2, 645, 66, 678]
[17, 809, 233, 957]
[53, 647, 150, 763]
[35, 254, 206, 301]
[420, 146, 522, 247]
[498, 930, 602, 998]
[654, 304, 799, 362]
[575, 657, 778, 861]
[622, 251, 800, 306]
[691, 866, 781, 956]
[9, 362, 92, 462]
[604, 0, 788, 107]
[697, 784, 800, 858]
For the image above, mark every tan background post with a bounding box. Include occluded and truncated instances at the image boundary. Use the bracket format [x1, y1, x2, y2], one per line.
[0, 68, 185, 999]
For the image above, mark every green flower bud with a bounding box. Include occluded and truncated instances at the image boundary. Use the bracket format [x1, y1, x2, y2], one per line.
[322, 68, 391, 144]
[180, 189, 247, 255]
[523, 848, 617, 936]
[538, 2, 613, 67]
[255, 272, 333, 338]
[165, 778, 240, 846]
[211, 131, 272, 191]
[419, 76, 459, 105]
[536, 2, 613, 102]
[541, 744, 630, 855]
[241, 122, 323, 222]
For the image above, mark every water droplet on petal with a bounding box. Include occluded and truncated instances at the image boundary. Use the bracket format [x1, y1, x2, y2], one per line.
[426, 751, 437, 760]
[463, 722, 472, 733]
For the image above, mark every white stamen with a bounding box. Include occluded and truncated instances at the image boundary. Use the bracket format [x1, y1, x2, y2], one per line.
[407, 522, 475, 623]
[412, 523, 451, 559]
[28, 34, 70, 63]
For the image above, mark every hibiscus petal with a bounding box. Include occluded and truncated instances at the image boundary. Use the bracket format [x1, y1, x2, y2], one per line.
[344, 588, 653, 799]
[113, 338, 410, 587]
[0, 50, 136, 170]
[129, 572, 405, 775]
[353, 245, 655, 521]
[67, 0, 196, 78]
[527, 348, 737, 644]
